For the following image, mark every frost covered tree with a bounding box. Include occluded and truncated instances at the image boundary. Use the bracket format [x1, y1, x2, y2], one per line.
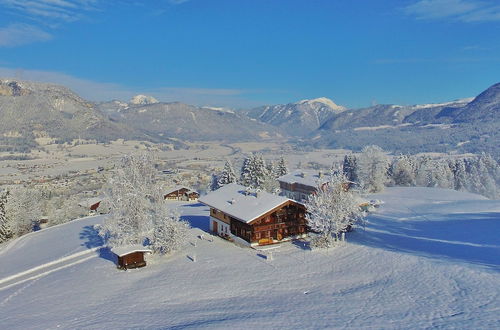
[217, 160, 237, 187]
[0, 191, 12, 243]
[275, 157, 288, 178]
[209, 173, 220, 191]
[101, 153, 189, 251]
[390, 155, 415, 186]
[240, 154, 267, 189]
[342, 154, 359, 185]
[357, 145, 389, 192]
[150, 204, 189, 255]
[305, 173, 364, 248]
[5, 187, 44, 237]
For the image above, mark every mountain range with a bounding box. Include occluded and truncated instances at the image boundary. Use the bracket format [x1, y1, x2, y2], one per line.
[0, 78, 498, 156]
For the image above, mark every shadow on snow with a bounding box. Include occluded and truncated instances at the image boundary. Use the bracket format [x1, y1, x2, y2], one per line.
[352, 211, 500, 271]
[79, 225, 116, 264]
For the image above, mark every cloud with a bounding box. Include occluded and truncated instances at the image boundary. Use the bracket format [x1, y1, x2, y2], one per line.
[0, 0, 98, 23]
[0, 23, 52, 47]
[0, 67, 262, 108]
[405, 0, 500, 22]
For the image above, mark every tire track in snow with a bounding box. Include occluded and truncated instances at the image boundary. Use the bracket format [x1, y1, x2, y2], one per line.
[0, 247, 99, 291]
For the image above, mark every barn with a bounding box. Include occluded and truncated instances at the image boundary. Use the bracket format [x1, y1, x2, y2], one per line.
[111, 245, 152, 270]
[199, 183, 308, 246]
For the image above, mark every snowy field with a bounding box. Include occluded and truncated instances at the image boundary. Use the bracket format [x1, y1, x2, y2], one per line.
[0, 187, 499, 329]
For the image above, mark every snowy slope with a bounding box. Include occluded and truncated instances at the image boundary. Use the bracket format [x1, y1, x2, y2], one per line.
[0, 188, 499, 329]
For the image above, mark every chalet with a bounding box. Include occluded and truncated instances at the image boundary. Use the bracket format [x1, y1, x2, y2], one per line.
[78, 197, 102, 213]
[198, 183, 307, 246]
[278, 170, 327, 202]
[164, 186, 199, 201]
[111, 245, 152, 270]
[278, 170, 354, 202]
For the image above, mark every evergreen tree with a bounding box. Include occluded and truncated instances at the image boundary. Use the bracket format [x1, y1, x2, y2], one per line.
[275, 157, 289, 178]
[342, 154, 359, 185]
[240, 154, 267, 189]
[209, 173, 220, 191]
[217, 160, 237, 186]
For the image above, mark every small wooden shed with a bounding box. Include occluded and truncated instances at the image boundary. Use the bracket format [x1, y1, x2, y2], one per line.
[111, 245, 152, 270]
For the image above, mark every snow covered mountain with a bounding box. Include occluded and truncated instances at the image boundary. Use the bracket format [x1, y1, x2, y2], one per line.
[129, 94, 159, 105]
[244, 97, 346, 136]
[1, 188, 499, 328]
[0, 79, 141, 151]
[99, 101, 281, 142]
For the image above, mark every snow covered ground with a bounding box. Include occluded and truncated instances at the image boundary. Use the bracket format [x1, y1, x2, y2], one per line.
[0, 187, 499, 329]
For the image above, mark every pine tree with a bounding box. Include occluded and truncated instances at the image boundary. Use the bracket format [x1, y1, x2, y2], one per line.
[305, 173, 364, 249]
[275, 157, 289, 178]
[342, 154, 359, 185]
[240, 154, 267, 189]
[209, 173, 220, 191]
[217, 160, 237, 187]
[0, 191, 12, 243]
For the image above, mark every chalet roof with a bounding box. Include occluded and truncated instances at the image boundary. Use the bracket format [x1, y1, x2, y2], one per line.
[277, 170, 327, 188]
[111, 245, 152, 257]
[164, 185, 198, 195]
[78, 197, 102, 208]
[198, 183, 291, 224]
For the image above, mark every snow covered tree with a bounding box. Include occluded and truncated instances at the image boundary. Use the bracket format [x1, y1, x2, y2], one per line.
[217, 160, 237, 187]
[357, 145, 389, 192]
[0, 191, 12, 243]
[240, 154, 267, 189]
[5, 187, 44, 237]
[150, 204, 189, 255]
[101, 153, 189, 252]
[209, 173, 220, 191]
[275, 157, 288, 178]
[342, 154, 359, 185]
[305, 173, 364, 249]
[389, 155, 415, 186]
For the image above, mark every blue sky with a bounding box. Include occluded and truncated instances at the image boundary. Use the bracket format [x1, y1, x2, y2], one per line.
[0, 0, 499, 108]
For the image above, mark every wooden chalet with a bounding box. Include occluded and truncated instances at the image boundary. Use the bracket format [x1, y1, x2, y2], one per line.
[199, 183, 307, 246]
[278, 170, 352, 202]
[78, 197, 102, 213]
[278, 170, 326, 202]
[111, 245, 152, 270]
[164, 186, 199, 201]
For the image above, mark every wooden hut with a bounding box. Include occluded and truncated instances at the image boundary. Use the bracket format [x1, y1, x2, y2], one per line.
[111, 245, 152, 270]
[164, 186, 199, 201]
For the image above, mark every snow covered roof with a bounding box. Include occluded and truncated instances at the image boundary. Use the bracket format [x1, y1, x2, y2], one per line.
[278, 170, 328, 188]
[164, 186, 198, 195]
[198, 183, 292, 224]
[78, 197, 102, 208]
[111, 245, 152, 257]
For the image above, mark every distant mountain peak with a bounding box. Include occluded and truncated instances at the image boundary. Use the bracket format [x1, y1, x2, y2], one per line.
[130, 94, 159, 105]
[296, 97, 346, 111]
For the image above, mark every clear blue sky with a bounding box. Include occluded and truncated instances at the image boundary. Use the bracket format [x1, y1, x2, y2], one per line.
[1, 0, 499, 108]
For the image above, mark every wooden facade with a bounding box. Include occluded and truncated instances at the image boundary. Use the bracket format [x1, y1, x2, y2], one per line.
[210, 200, 307, 246]
[164, 187, 199, 201]
[116, 251, 147, 270]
